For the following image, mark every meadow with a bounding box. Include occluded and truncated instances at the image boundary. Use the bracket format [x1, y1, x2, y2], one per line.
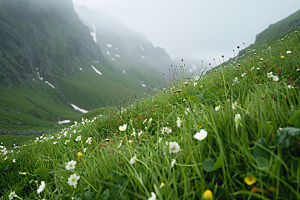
[1, 28, 300, 200]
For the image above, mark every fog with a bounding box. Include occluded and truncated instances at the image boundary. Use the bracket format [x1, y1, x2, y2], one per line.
[72, 0, 300, 65]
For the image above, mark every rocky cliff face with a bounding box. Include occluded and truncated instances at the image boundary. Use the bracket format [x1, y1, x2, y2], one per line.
[0, 0, 106, 87]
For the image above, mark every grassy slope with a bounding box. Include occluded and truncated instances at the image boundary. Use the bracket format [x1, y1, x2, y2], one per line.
[0, 57, 151, 132]
[1, 24, 300, 200]
[255, 9, 300, 44]
[0, 81, 79, 132]
[244, 9, 300, 52]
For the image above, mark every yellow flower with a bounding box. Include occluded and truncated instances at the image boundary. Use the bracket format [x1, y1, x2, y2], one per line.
[268, 46, 271, 48]
[77, 152, 83, 158]
[200, 86, 203, 88]
[244, 175, 256, 185]
[159, 182, 166, 188]
[203, 189, 213, 199]
[281, 56, 285, 58]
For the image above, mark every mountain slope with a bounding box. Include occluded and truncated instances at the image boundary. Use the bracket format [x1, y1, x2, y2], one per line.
[213, 9, 300, 72]
[0, 0, 165, 132]
[255, 9, 300, 45]
[74, 5, 176, 86]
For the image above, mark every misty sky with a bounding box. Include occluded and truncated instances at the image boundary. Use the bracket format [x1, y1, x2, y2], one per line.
[72, 0, 300, 64]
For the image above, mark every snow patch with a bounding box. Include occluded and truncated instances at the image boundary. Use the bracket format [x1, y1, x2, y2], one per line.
[115, 48, 118, 50]
[111, 58, 115, 61]
[91, 65, 102, 75]
[140, 45, 144, 51]
[115, 54, 120, 57]
[106, 51, 110, 55]
[71, 104, 88, 113]
[141, 84, 146, 87]
[79, 68, 82, 71]
[123, 70, 125, 74]
[45, 81, 55, 88]
[36, 68, 43, 80]
[141, 56, 145, 59]
[107, 44, 112, 47]
[90, 22, 97, 43]
[57, 120, 71, 124]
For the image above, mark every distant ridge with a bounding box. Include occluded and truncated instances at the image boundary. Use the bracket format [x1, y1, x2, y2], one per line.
[254, 9, 300, 44]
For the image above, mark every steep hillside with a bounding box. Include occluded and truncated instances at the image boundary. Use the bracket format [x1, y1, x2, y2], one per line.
[74, 5, 176, 85]
[213, 9, 300, 71]
[0, 0, 102, 86]
[254, 9, 300, 45]
[0, 0, 165, 132]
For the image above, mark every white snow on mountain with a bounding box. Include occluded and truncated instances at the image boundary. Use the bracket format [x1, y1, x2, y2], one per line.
[90, 22, 97, 43]
[45, 81, 55, 88]
[57, 120, 71, 124]
[36, 68, 43, 80]
[91, 65, 102, 75]
[71, 104, 88, 113]
[140, 45, 144, 51]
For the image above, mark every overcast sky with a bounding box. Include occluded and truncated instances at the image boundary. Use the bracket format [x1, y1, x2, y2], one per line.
[72, 0, 300, 64]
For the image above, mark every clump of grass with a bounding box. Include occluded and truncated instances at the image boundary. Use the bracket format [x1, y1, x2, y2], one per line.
[1, 29, 300, 200]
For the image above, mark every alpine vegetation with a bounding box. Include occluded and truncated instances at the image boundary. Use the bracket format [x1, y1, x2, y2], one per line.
[1, 29, 300, 200]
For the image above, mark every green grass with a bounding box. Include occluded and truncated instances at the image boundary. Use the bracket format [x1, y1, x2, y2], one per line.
[0, 81, 80, 132]
[0, 135, 38, 148]
[1, 29, 300, 200]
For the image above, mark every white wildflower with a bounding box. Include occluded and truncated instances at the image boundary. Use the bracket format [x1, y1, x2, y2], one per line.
[193, 129, 208, 140]
[65, 160, 76, 170]
[75, 136, 82, 141]
[170, 159, 176, 168]
[176, 117, 182, 128]
[161, 127, 172, 134]
[68, 174, 80, 188]
[129, 155, 137, 164]
[166, 141, 181, 153]
[119, 124, 127, 131]
[8, 191, 18, 199]
[37, 181, 45, 194]
[86, 137, 92, 144]
[148, 192, 157, 200]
